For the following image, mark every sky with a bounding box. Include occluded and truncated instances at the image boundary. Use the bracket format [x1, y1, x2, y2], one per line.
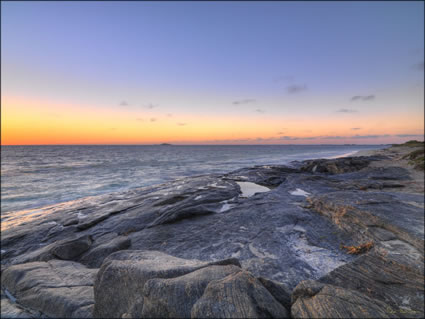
[1, 1, 424, 145]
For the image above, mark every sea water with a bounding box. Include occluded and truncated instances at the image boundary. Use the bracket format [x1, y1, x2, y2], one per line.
[1, 144, 384, 214]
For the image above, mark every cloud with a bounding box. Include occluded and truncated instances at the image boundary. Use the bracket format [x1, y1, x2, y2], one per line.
[255, 109, 265, 113]
[351, 134, 390, 139]
[136, 118, 144, 122]
[277, 136, 298, 141]
[351, 127, 361, 130]
[167, 113, 173, 117]
[351, 95, 375, 101]
[233, 99, 256, 105]
[177, 122, 187, 126]
[412, 62, 424, 71]
[109, 128, 117, 131]
[395, 134, 424, 138]
[286, 84, 307, 94]
[150, 118, 157, 122]
[145, 103, 159, 109]
[119, 101, 129, 106]
[336, 108, 358, 113]
[276, 129, 288, 135]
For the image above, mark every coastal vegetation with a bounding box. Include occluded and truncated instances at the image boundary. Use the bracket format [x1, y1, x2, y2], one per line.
[395, 140, 425, 170]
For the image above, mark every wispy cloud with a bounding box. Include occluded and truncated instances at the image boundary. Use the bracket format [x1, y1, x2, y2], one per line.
[276, 129, 288, 135]
[119, 100, 129, 106]
[412, 61, 424, 71]
[351, 127, 361, 130]
[336, 108, 357, 113]
[150, 118, 157, 122]
[351, 95, 375, 101]
[177, 122, 187, 126]
[255, 109, 265, 113]
[313, 134, 390, 140]
[166, 113, 173, 117]
[233, 99, 256, 105]
[278, 136, 317, 141]
[136, 118, 144, 122]
[109, 128, 117, 131]
[351, 134, 390, 139]
[286, 84, 307, 94]
[395, 134, 424, 138]
[145, 103, 159, 109]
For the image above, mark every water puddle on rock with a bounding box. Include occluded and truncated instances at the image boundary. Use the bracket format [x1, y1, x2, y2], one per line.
[236, 182, 270, 198]
[289, 188, 310, 197]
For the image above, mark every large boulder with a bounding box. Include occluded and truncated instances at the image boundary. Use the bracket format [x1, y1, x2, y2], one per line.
[51, 235, 93, 260]
[291, 280, 396, 318]
[1, 260, 97, 318]
[140, 265, 241, 318]
[258, 276, 292, 310]
[93, 250, 241, 318]
[93, 250, 289, 318]
[191, 270, 289, 318]
[79, 235, 131, 268]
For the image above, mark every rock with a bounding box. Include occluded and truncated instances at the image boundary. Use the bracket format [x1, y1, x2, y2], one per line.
[63, 217, 79, 227]
[224, 165, 300, 187]
[307, 191, 424, 250]
[191, 270, 289, 318]
[1, 290, 38, 318]
[79, 235, 131, 268]
[141, 265, 241, 318]
[93, 250, 241, 318]
[300, 156, 375, 174]
[258, 277, 292, 310]
[291, 280, 396, 318]
[319, 251, 424, 318]
[1, 260, 97, 318]
[147, 185, 240, 227]
[148, 203, 221, 228]
[11, 235, 93, 264]
[1, 147, 423, 318]
[10, 244, 55, 265]
[51, 235, 93, 260]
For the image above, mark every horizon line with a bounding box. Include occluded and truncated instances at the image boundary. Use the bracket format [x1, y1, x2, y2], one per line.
[1, 143, 394, 147]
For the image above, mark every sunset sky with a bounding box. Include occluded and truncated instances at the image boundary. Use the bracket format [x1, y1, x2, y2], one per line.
[1, 1, 424, 145]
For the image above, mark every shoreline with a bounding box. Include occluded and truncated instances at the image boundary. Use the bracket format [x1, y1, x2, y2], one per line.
[1, 145, 384, 218]
[1, 142, 424, 318]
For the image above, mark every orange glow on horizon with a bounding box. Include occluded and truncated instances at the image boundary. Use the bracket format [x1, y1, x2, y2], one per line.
[1, 95, 424, 145]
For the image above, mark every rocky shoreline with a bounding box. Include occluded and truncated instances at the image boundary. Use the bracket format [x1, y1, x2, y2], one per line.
[1, 143, 424, 318]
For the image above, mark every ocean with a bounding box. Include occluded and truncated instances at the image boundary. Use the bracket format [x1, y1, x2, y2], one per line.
[1, 144, 384, 214]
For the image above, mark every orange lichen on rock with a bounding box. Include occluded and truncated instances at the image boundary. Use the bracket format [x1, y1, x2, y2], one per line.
[340, 242, 374, 255]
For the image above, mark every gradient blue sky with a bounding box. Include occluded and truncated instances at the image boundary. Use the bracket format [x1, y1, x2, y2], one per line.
[2, 1, 424, 144]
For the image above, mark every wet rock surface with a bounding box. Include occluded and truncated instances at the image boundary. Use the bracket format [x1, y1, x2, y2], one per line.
[1, 146, 424, 318]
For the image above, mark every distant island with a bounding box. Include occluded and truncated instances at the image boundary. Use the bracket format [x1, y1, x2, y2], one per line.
[159, 143, 172, 146]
